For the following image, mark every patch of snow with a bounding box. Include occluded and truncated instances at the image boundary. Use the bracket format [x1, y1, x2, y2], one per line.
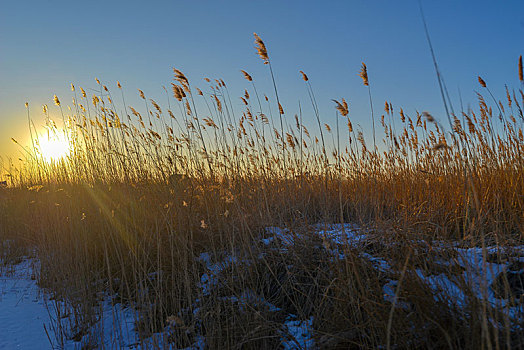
[178, 335, 205, 350]
[360, 252, 391, 273]
[0, 259, 170, 349]
[197, 252, 239, 295]
[382, 279, 411, 310]
[62, 299, 140, 349]
[415, 269, 468, 308]
[227, 290, 281, 313]
[0, 259, 52, 349]
[313, 223, 364, 245]
[265, 223, 364, 248]
[282, 316, 314, 350]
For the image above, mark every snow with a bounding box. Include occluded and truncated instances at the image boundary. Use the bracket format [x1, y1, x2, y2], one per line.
[0, 260, 51, 349]
[197, 252, 240, 295]
[265, 223, 364, 247]
[61, 299, 140, 349]
[432, 246, 524, 324]
[227, 290, 282, 313]
[0, 259, 147, 349]
[282, 316, 314, 350]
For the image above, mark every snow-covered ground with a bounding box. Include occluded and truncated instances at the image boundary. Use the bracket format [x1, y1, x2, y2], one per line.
[1, 224, 523, 349]
[0, 260, 143, 349]
[0, 260, 51, 349]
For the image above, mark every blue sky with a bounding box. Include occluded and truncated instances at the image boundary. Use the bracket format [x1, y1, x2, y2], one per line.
[1, 0, 523, 159]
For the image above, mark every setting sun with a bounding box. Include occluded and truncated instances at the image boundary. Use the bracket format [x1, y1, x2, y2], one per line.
[38, 131, 70, 162]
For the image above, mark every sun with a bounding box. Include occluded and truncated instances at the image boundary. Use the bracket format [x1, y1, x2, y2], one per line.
[38, 132, 71, 162]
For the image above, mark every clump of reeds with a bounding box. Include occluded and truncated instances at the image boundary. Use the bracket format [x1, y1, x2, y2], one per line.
[0, 34, 523, 349]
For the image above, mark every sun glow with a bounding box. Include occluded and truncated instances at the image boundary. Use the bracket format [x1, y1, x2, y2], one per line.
[38, 132, 71, 162]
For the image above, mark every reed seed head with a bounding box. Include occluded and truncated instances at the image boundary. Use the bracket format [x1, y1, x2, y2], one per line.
[299, 71, 309, 81]
[359, 63, 369, 86]
[241, 70, 253, 81]
[433, 142, 450, 151]
[332, 98, 349, 117]
[171, 84, 184, 101]
[173, 68, 189, 85]
[253, 33, 269, 64]
[478, 76, 487, 87]
[213, 95, 222, 113]
[423, 111, 435, 123]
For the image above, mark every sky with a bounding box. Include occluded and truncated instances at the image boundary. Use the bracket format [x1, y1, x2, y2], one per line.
[1, 0, 523, 162]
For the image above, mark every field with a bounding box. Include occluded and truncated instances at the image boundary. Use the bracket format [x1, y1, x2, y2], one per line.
[1, 34, 523, 349]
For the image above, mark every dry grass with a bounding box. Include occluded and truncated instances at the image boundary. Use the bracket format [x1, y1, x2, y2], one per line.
[1, 34, 523, 349]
